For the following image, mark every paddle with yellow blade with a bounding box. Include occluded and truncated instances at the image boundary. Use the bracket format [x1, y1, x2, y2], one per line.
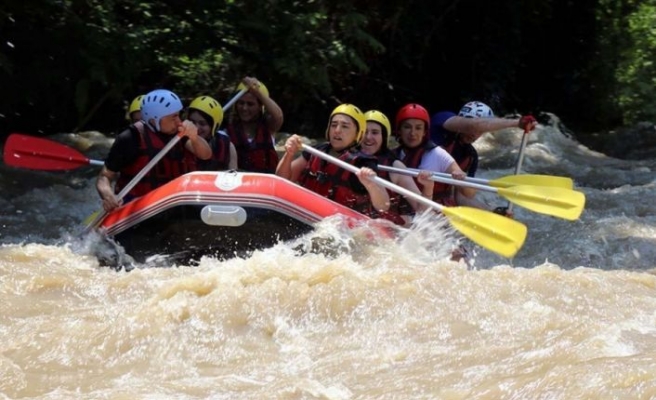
[301, 144, 528, 258]
[394, 166, 573, 190]
[378, 164, 585, 221]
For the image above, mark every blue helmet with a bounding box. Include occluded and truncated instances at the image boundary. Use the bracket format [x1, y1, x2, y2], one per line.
[141, 89, 183, 131]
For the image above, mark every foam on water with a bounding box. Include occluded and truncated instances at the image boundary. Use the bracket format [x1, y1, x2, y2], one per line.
[3, 121, 656, 398]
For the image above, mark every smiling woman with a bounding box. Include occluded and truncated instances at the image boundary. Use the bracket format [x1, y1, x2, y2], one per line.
[356, 109, 435, 226]
[187, 95, 237, 171]
[275, 103, 391, 216]
[391, 103, 467, 206]
[225, 77, 284, 174]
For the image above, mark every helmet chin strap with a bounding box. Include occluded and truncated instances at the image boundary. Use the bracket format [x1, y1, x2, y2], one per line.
[146, 119, 159, 132]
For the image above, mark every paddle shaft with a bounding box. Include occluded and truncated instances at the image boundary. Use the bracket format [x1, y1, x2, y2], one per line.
[507, 128, 530, 212]
[85, 88, 249, 232]
[84, 133, 183, 231]
[300, 145, 530, 257]
[301, 145, 445, 212]
[31, 152, 104, 167]
[378, 164, 497, 194]
[223, 88, 247, 111]
[387, 165, 518, 188]
[87, 158, 105, 166]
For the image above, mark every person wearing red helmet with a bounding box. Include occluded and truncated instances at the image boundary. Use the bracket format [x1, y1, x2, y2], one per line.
[392, 103, 466, 206]
[277, 104, 390, 215]
[359, 109, 435, 226]
[429, 101, 537, 213]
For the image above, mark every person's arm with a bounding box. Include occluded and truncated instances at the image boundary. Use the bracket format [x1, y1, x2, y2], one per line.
[228, 143, 238, 170]
[96, 166, 121, 212]
[442, 115, 537, 136]
[444, 161, 475, 198]
[242, 76, 284, 134]
[261, 95, 284, 134]
[389, 160, 433, 211]
[95, 129, 137, 212]
[357, 167, 390, 211]
[181, 120, 212, 160]
[455, 152, 478, 198]
[426, 146, 474, 198]
[276, 134, 307, 182]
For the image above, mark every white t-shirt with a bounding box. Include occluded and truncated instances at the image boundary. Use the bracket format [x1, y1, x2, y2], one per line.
[397, 146, 455, 173]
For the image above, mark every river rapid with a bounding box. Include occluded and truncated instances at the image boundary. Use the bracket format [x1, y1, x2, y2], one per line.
[1, 116, 655, 399]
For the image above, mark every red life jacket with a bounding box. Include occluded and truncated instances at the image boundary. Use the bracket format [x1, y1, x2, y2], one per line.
[115, 122, 196, 199]
[298, 144, 379, 216]
[197, 133, 232, 171]
[370, 149, 408, 226]
[433, 140, 476, 205]
[393, 141, 456, 206]
[226, 118, 279, 173]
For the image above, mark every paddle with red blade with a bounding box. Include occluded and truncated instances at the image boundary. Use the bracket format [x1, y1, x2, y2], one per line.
[4, 134, 105, 171]
[83, 87, 248, 232]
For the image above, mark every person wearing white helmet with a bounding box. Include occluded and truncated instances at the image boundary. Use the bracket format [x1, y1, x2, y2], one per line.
[96, 89, 212, 212]
[429, 101, 537, 214]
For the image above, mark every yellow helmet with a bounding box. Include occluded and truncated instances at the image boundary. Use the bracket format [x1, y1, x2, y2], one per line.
[127, 95, 144, 119]
[364, 110, 391, 138]
[364, 110, 392, 149]
[236, 80, 269, 98]
[189, 95, 224, 134]
[327, 104, 366, 143]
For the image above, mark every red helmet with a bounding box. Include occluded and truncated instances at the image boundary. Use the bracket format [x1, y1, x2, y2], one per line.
[394, 103, 430, 136]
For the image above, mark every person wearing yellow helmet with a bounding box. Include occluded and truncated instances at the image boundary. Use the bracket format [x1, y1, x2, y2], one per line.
[126, 95, 144, 122]
[187, 95, 238, 170]
[358, 110, 435, 226]
[225, 76, 283, 173]
[276, 104, 390, 216]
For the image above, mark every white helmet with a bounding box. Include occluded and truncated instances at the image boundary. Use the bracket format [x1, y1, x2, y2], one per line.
[141, 89, 183, 131]
[458, 101, 494, 118]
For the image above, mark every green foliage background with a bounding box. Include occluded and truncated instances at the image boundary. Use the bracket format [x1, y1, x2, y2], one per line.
[1, 0, 655, 137]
